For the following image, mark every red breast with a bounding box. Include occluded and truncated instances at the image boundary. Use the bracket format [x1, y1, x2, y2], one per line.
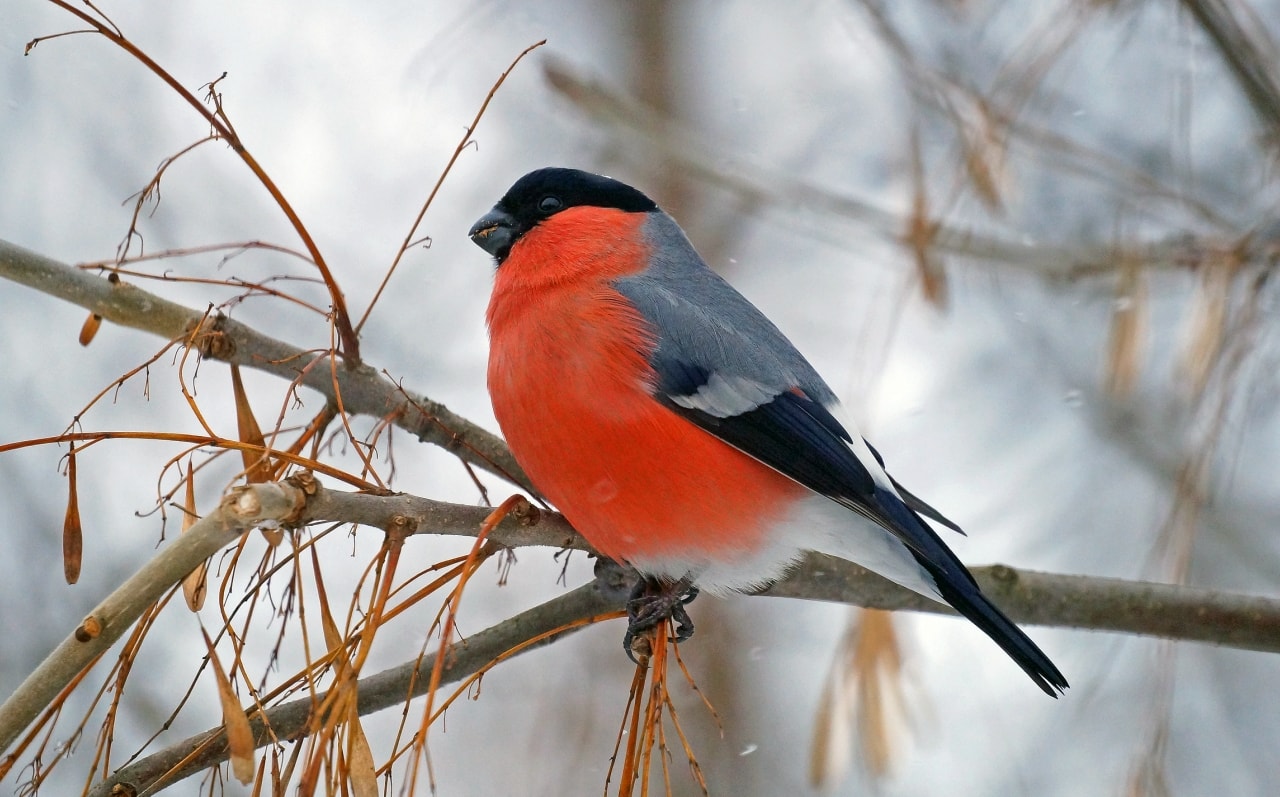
[486, 207, 807, 567]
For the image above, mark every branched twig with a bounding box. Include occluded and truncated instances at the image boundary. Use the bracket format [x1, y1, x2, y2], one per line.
[0, 481, 308, 759]
[4, 473, 1280, 790]
[297, 487, 580, 550]
[356, 39, 548, 333]
[34, 1, 361, 362]
[82, 576, 625, 797]
[0, 239, 532, 492]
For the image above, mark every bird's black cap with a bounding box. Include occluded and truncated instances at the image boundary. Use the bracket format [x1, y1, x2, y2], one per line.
[469, 168, 657, 262]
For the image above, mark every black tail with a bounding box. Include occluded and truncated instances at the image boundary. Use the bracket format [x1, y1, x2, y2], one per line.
[923, 556, 1068, 697]
[869, 487, 1067, 697]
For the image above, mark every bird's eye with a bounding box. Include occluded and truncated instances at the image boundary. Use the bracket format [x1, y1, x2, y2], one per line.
[538, 195, 563, 213]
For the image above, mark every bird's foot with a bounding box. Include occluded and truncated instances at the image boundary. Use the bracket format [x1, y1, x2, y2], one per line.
[622, 576, 699, 662]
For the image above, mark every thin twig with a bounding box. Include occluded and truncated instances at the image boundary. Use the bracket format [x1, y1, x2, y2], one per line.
[356, 39, 547, 333]
[0, 482, 309, 758]
[3, 475, 1280, 790]
[37, 1, 360, 361]
[0, 239, 532, 492]
[83, 577, 623, 797]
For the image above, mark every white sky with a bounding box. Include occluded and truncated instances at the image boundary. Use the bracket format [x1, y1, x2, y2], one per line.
[2, 1, 1280, 795]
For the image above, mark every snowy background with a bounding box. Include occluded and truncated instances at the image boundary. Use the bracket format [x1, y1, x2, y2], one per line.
[3, 1, 1280, 794]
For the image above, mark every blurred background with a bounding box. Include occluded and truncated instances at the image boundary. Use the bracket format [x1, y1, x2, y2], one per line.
[3, 1, 1280, 794]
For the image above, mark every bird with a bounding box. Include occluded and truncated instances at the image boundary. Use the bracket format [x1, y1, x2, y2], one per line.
[469, 167, 1067, 696]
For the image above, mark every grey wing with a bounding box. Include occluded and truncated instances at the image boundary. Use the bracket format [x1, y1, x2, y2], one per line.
[612, 220, 1067, 696]
[619, 212, 966, 537]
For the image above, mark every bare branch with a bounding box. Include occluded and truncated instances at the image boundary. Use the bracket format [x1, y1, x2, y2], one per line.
[0, 481, 308, 757]
[5, 473, 1280, 792]
[298, 483, 583, 551]
[292, 482, 1280, 659]
[41, 0, 362, 361]
[305, 480, 1280, 655]
[0, 238, 533, 493]
[767, 556, 1280, 654]
[83, 575, 625, 797]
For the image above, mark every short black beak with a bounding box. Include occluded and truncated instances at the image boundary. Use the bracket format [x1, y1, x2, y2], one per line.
[468, 207, 517, 261]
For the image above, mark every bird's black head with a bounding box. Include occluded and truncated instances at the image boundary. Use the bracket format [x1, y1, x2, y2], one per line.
[468, 168, 658, 262]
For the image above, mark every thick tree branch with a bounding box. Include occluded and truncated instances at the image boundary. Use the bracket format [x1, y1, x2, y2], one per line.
[5, 475, 1280, 789]
[0, 482, 306, 758]
[767, 556, 1280, 654]
[0, 238, 532, 493]
[44, 0, 362, 363]
[7, 240, 1280, 793]
[298, 484, 1280, 655]
[83, 576, 625, 797]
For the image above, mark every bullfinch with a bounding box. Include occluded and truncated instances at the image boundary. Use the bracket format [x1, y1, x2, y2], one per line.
[469, 167, 1067, 696]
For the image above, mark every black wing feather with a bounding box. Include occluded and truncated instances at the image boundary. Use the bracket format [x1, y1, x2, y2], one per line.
[863, 439, 965, 535]
[659, 389, 877, 503]
[658, 368, 1067, 696]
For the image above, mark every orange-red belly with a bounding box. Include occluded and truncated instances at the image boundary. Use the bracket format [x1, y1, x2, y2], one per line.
[487, 266, 805, 571]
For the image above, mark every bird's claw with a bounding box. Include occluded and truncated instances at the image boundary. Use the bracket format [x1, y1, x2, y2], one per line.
[622, 578, 699, 662]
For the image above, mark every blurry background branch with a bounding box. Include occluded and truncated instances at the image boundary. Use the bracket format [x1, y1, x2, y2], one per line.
[543, 59, 1280, 282]
[6, 1, 1280, 795]
[307, 485, 1280, 654]
[1179, 0, 1280, 140]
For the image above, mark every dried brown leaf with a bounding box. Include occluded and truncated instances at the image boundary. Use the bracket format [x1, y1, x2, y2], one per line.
[809, 661, 853, 787]
[202, 629, 255, 785]
[906, 129, 948, 309]
[1179, 253, 1237, 396]
[180, 462, 207, 611]
[961, 101, 1008, 214]
[346, 701, 379, 797]
[248, 755, 266, 797]
[63, 444, 82, 584]
[230, 364, 271, 484]
[313, 563, 346, 659]
[854, 611, 902, 778]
